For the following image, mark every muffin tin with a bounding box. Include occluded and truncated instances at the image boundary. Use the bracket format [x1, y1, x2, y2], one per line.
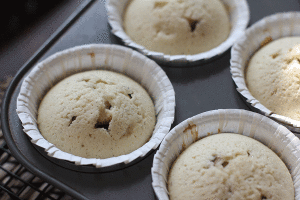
[2, 0, 300, 199]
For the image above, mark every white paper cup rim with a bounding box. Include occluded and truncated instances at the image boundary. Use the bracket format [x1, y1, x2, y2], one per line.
[152, 109, 300, 199]
[16, 44, 175, 169]
[106, 0, 250, 67]
[230, 12, 300, 132]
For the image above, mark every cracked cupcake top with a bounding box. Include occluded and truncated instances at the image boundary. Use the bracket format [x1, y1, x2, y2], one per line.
[246, 36, 300, 121]
[37, 70, 155, 159]
[123, 0, 230, 55]
[168, 133, 294, 200]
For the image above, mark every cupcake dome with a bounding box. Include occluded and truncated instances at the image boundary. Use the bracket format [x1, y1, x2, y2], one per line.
[123, 0, 230, 55]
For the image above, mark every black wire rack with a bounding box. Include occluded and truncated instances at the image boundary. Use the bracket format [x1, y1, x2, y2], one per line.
[0, 132, 73, 200]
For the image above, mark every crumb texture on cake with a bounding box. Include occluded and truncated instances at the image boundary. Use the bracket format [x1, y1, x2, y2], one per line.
[37, 70, 156, 159]
[246, 36, 300, 121]
[123, 0, 230, 55]
[168, 133, 294, 200]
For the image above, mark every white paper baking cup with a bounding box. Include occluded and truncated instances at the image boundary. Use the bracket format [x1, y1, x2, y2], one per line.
[106, 0, 250, 67]
[16, 44, 175, 169]
[230, 12, 300, 133]
[152, 109, 300, 199]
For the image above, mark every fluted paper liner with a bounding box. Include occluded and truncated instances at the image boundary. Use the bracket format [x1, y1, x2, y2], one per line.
[16, 44, 175, 168]
[106, 0, 250, 66]
[230, 12, 300, 132]
[152, 109, 300, 199]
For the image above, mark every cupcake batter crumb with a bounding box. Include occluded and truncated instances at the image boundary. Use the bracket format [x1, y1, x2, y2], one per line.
[246, 36, 300, 121]
[37, 70, 156, 159]
[168, 133, 294, 200]
[123, 0, 230, 55]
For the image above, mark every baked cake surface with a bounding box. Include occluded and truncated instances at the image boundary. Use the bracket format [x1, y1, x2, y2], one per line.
[123, 0, 230, 55]
[37, 70, 156, 159]
[168, 133, 294, 200]
[246, 37, 300, 121]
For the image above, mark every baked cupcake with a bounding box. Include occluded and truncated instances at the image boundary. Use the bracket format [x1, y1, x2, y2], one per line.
[246, 37, 300, 122]
[16, 44, 175, 169]
[152, 109, 300, 199]
[37, 70, 155, 159]
[230, 12, 300, 132]
[106, 0, 249, 66]
[168, 133, 294, 200]
[123, 0, 230, 55]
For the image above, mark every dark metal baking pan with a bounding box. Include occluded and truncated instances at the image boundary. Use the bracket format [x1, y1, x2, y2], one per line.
[2, 0, 300, 199]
